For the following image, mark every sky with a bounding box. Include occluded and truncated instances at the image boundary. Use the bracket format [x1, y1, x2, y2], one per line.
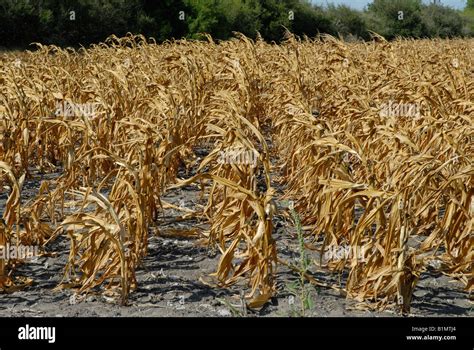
[310, 0, 468, 10]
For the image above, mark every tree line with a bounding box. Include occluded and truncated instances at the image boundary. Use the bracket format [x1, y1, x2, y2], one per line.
[0, 0, 473, 48]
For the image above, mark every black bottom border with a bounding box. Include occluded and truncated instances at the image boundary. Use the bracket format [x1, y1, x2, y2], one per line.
[0, 317, 472, 348]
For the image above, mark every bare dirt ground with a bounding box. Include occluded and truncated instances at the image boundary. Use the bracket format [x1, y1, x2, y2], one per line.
[0, 158, 472, 318]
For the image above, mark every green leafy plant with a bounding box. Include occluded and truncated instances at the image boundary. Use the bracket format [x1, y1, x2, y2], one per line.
[285, 200, 314, 317]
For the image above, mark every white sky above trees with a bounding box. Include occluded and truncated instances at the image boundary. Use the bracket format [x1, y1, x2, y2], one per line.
[310, 0, 467, 10]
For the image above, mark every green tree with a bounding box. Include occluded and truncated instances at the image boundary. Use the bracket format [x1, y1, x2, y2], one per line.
[0, 0, 42, 47]
[37, 0, 140, 46]
[463, 0, 474, 35]
[184, 0, 224, 39]
[365, 0, 427, 39]
[137, 0, 189, 42]
[256, 0, 291, 42]
[220, 0, 262, 38]
[421, 3, 465, 38]
[291, 2, 335, 39]
[326, 4, 369, 40]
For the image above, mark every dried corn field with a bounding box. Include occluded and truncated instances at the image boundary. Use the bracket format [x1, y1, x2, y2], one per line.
[0, 34, 472, 316]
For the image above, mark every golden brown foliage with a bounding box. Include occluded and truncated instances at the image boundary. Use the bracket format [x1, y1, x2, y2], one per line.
[0, 33, 472, 311]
